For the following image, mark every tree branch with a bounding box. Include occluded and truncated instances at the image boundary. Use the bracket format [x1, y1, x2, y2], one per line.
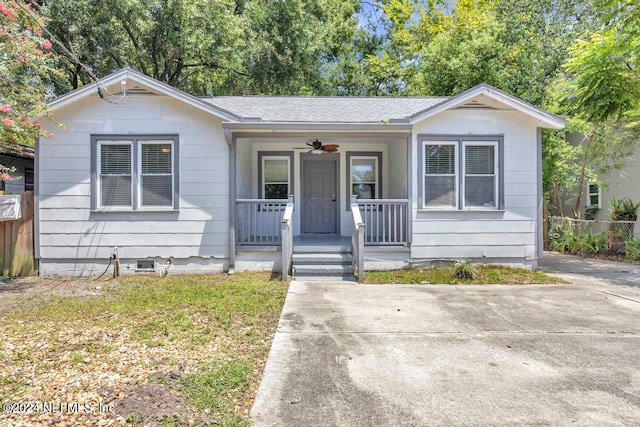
[118, 17, 149, 76]
[181, 62, 250, 77]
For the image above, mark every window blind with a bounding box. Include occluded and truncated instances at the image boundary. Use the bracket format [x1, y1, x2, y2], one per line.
[141, 144, 172, 206]
[464, 145, 496, 207]
[424, 144, 456, 207]
[100, 144, 132, 206]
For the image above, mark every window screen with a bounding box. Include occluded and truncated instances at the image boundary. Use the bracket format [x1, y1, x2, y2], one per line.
[424, 144, 456, 207]
[141, 143, 173, 206]
[351, 157, 377, 199]
[100, 144, 132, 206]
[263, 158, 289, 199]
[587, 183, 601, 208]
[464, 145, 496, 208]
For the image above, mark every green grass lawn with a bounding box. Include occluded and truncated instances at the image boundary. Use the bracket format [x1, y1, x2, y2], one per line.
[365, 265, 565, 285]
[0, 272, 287, 426]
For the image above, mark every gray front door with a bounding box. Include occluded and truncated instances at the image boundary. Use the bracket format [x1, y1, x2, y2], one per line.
[303, 157, 338, 233]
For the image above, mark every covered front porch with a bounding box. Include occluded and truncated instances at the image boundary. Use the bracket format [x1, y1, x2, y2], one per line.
[228, 133, 412, 280]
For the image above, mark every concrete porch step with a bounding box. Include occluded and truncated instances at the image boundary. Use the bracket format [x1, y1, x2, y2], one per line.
[293, 264, 354, 276]
[294, 275, 357, 282]
[292, 253, 353, 265]
[293, 245, 351, 254]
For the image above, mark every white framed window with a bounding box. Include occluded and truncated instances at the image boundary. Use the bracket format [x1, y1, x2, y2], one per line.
[139, 141, 174, 207]
[586, 182, 602, 209]
[424, 142, 458, 208]
[92, 135, 178, 210]
[262, 156, 290, 199]
[350, 156, 378, 200]
[422, 138, 501, 210]
[98, 140, 133, 207]
[462, 141, 498, 209]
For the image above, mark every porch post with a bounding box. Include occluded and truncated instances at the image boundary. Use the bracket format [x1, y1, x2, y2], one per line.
[406, 135, 413, 244]
[226, 129, 237, 273]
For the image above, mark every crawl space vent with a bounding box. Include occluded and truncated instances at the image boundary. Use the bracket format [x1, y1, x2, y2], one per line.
[136, 260, 155, 270]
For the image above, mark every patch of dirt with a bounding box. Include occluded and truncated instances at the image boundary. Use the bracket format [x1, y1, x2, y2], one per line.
[98, 370, 208, 426]
[0, 276, 110, 313]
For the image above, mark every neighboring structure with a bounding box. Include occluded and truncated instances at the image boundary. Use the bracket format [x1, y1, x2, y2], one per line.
[1, 142, 35, 193]
[583, 146, 640, 220]
[36, 68, 565, 277]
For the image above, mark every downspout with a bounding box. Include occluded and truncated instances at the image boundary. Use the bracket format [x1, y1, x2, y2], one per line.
[536, 127, 543, 264]
[406, 135, 413, 245]
[34, 137, 40, 271]
[225, 128, 236, 274]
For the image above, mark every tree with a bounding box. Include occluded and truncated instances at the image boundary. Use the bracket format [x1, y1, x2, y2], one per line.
[552, 0, 640, 215]
[0, 0, 62, 183]
[41, 0, 363, 96]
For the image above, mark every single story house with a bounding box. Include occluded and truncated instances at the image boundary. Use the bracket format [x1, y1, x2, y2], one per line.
[36, 68, 565, 279]
[1, 142, 35, 193]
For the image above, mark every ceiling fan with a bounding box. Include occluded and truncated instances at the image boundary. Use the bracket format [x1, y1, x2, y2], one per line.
[292, 139, 339, 154]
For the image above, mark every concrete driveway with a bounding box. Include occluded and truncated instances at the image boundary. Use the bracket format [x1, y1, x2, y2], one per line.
[252, 254, 640, 426]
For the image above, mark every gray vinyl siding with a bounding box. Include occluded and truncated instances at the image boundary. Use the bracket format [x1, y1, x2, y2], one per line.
[38, 94, 229, 274]
[410, 110, 540, 262]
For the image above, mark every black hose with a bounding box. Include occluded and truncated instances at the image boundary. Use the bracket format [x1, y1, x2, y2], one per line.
[96, 256, 113, 280]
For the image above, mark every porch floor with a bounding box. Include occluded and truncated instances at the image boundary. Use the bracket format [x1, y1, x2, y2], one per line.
[293, 234, 350, 247]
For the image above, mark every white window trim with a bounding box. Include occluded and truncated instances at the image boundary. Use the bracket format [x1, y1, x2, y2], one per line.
[94, 136, 178, 212]
[97, 140, 134, 210]
[261, 155, 291, 200]
[461, 141, 499, 210]
[423, 141, 459, 209]
[349, 155, 379, 200]
[586, 182, 602, 209]
[137, 140, 175, 209]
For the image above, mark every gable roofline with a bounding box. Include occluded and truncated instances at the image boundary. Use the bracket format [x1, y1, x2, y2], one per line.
[409, 83, 567, 129]
[47, 68, 241, 122]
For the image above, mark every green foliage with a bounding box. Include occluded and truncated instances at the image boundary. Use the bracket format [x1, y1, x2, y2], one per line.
[584, 206, 600, 221]
[550, 219, 608, 255]
[546, 0, 640, 215]
[562, 0, 640, 125]
[624, 236, 640, 261]
[42, 0, 361, 96]
[542, 125, 589, 215]
[609, 198, 640, 222]
[0, 0, 64, 173]
[364, 265, 564, 285]
[182, 359, 251, 420]
[2, 272, 286, 425]
[452, 260, 479, 280]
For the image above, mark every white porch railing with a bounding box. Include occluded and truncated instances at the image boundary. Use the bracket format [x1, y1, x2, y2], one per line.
[357, 199, 409, 245]
[350, 195, 365, 283]
[280, 196, 294, 282]
[236, 198, 289, 245]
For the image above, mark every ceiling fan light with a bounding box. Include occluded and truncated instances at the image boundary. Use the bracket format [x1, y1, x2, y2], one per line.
[311, 149, 324, 155]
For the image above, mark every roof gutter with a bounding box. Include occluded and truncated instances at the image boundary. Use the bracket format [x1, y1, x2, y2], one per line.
[222, 122, 413, 133]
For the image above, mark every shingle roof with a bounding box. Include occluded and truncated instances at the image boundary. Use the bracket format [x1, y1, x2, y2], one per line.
[202, 96, 448, 123]
[0, 142, 34, 160]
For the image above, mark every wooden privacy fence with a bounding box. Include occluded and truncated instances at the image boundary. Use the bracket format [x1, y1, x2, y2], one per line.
[0, 191, 36, 276]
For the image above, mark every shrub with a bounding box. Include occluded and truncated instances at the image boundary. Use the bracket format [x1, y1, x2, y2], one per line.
[549, 218, 607, 255]
[452, 260, 478, 280]
[625, 236, 640, 261]
[610, 198, 640, 221]
[577, 231, 607, 254]
[608, 198, 640, 253]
